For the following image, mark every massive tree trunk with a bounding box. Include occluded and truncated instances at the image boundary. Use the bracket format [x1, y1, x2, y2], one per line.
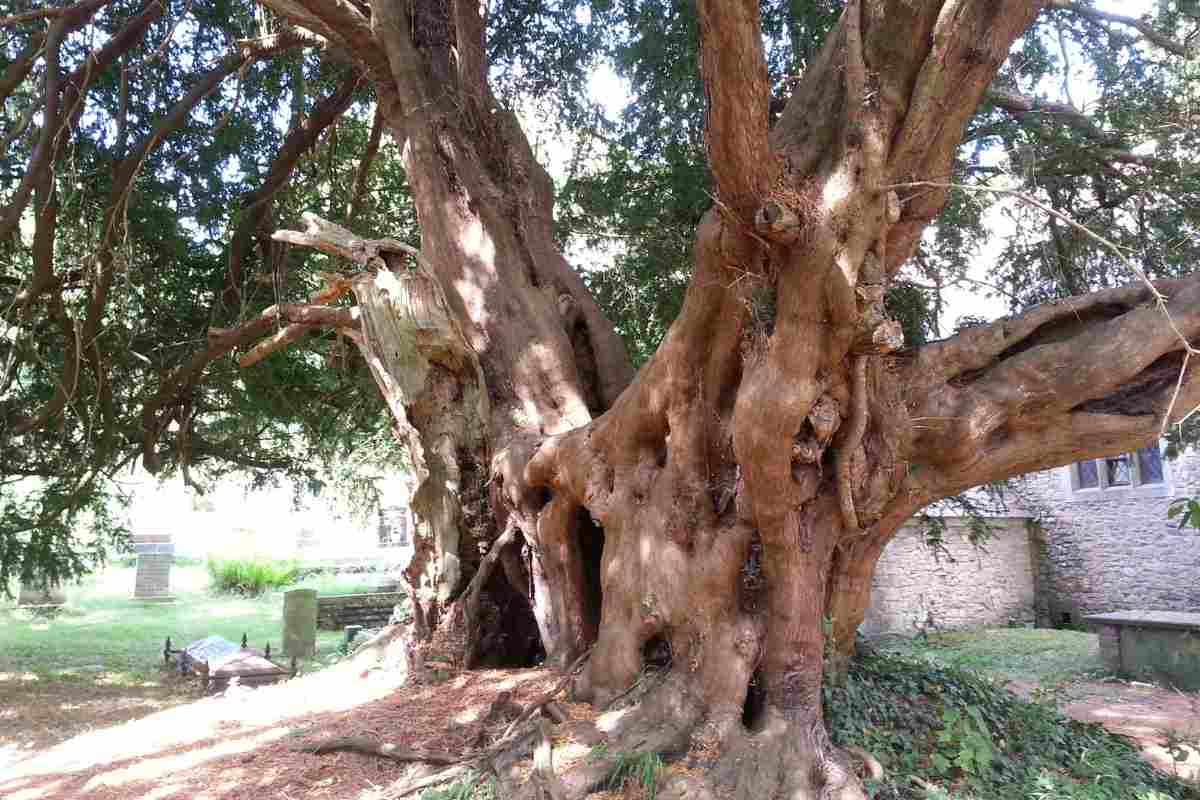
[255, 0, 1200, 796]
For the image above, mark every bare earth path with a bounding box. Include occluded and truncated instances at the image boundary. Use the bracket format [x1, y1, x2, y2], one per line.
[1007, 678, 1200, 783]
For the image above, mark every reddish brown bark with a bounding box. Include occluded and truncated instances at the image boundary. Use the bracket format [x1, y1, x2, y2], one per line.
[243, 0, 1199, 797]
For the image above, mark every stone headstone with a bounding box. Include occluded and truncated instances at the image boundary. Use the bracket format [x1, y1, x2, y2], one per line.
[379, 506, 409, 547]
[132, 533, 174, 600]
[17, 580, 65, 606]
[283, 588, 318, 658]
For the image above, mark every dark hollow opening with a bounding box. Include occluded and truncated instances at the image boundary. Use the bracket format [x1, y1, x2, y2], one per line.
[476, 538, 544, 668]
[742, 668, 767, 730]
[642, 633, 673, 670]
[573, 507, 606, 644]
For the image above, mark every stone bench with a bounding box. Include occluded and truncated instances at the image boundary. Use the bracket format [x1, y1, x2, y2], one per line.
[1085, 610, 1200, 691]
[316, 592, 404, 630]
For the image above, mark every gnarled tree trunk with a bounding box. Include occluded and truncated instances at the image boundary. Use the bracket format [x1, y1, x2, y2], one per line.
[255, 0, 1200, 796]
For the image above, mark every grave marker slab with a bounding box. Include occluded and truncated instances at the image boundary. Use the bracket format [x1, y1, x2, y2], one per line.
[132, 533, 174, 600]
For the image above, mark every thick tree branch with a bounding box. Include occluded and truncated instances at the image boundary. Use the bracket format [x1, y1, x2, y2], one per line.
[986, 87, 1117, 145]
[906, 274, 1200, 484]
[0, 0, 116, 26]
[1048, 0, 1193, 58]
[695, 0, 773, 220]
[986, 88, 1173, 170]
[452, 0, 488, 107]
[0, 31, 46, 106]
[237, 305, 360, 367]
[881, 0, 1049, 270]
[259, 0, 390, 80]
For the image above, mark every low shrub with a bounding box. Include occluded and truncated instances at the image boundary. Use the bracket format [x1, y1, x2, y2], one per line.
[825, 651, 1199, 799]
[206, 557, 299, 596]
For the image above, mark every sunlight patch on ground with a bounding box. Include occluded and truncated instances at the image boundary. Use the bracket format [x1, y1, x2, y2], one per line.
[0, 672, 40, 682]
[454, 703, 486, 724]
[5, 778, 63, 800]
[79, 726, 292, 791]
[2, 659, 406, 782]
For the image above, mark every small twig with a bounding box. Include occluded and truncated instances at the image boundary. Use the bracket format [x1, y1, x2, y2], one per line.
[1161, 351, 1192, 437]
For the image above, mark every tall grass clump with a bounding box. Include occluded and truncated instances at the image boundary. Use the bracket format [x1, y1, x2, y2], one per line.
[206, 556, 299, 596]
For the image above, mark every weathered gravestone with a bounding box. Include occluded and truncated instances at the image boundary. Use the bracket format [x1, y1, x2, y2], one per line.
[132, 533, 174, 601]
[17, 580, 66, 607]
[1086, 610, 1200, 691]
[176, 635, 294, 691]
[283, 588, 318, 657]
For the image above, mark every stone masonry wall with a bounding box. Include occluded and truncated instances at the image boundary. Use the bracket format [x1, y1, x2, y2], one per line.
[1023, 450, 1200, 626]
[863, 517, 1036, 637]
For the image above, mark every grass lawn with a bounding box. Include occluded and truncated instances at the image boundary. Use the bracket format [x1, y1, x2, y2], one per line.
[879, 626, 1107, 687]
[1, 566, 351, 681]
[0, 565, 360, 759]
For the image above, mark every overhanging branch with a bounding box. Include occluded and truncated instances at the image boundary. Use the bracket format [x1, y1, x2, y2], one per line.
[1048, 0, 1193, 58]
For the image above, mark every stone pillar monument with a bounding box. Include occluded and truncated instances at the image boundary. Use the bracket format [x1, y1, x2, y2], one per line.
[17, 580, 66, 607]
[283, 588, 318, 658]
[132, 533, 174, 601]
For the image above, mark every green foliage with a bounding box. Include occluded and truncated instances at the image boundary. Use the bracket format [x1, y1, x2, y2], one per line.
[932, 705, 995, 777]
[608, 751, 664, 799]
[825, 651, 1199, 800]
[1168, 497, 1200, 531]
[420, 772, 496, 800]
[205, 556, 300, 596]
[2, 0, 1199, 582]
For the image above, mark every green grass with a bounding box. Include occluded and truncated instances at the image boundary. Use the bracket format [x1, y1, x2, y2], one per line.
[283, 573, 389, 596]
[0, 566, 344, 686]
[879, 628, 1106, 687]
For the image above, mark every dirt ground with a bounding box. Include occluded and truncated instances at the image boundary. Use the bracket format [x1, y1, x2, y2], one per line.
[2, 658, 1198, 799]
[1007, 678, 1200, 783]
[0, 670, 203, 767]
[0, 654, 579, 800]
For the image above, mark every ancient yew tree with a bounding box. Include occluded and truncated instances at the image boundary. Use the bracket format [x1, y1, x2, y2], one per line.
[2, 0, 1199, 796]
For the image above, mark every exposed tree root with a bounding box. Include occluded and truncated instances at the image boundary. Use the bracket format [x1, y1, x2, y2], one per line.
[659, 711, 868, 800]
[531, 720, 569, 800]
[301, 737, 461, 765]
[845, 744, 885, 782]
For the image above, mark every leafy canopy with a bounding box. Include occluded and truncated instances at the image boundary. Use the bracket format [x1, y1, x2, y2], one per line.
[1, 0, 1197, 586]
